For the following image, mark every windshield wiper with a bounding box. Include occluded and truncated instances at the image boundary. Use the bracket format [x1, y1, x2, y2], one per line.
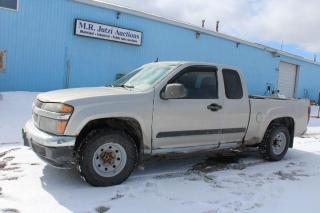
[113, 84, 134, 89]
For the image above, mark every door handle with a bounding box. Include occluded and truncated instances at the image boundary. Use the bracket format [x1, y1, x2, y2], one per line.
[207, 103, 222, 111]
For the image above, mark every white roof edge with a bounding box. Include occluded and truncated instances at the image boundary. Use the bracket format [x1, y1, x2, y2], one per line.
[74, 0, 320, 66]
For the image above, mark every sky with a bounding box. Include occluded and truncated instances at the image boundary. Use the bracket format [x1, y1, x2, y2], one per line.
[101, 0, 320, 61]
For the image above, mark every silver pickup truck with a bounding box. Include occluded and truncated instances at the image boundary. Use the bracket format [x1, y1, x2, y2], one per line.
[23, 61, 310, 186]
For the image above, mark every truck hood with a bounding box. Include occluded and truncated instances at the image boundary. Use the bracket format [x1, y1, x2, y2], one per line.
[37, 87, 139, 103]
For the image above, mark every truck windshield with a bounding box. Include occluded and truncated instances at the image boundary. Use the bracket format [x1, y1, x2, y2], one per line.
[111, 63, 180, 91]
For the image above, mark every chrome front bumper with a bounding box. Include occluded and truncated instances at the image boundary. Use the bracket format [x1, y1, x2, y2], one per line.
[23, 120, 76, 168]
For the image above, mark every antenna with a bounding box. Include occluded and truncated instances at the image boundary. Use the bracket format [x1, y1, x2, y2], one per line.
[280, 40, 284, 50]
[216, 20, 220, 32]
[202, 20, 205, 28]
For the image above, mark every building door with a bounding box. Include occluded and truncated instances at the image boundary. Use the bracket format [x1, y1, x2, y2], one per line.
[278, 61, 298, 98]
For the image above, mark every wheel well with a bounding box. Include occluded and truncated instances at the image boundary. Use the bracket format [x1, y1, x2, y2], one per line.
[74, 117, 143, 157]
[267, 117, 295, 148]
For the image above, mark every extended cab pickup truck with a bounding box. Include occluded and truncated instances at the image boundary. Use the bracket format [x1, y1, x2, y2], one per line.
[23, 62, 310, 186]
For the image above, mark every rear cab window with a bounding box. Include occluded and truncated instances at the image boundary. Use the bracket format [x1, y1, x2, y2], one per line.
[222, 69, 243, 99]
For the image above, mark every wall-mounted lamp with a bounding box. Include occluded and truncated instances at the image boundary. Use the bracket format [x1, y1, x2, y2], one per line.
[270, 51, 280, 58]
[116, 11, 121, 19]
[0, 50, 6, 72]
[195, 31, 200, 39]
[236, 42, 240, 48]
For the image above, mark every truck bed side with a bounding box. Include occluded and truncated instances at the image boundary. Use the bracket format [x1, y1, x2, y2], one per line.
[244, 97, 309, 146]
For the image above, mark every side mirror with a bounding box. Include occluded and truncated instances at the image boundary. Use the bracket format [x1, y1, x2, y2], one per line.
[161, 83, 187, 99]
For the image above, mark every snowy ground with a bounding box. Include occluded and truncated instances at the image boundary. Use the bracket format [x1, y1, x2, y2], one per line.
[1, 92, 320, 213]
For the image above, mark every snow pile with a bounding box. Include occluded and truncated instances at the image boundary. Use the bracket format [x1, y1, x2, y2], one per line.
[0, 92, 38, 144]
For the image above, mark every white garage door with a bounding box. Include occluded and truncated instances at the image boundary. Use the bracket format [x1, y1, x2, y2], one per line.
[278, 62, 297, 98]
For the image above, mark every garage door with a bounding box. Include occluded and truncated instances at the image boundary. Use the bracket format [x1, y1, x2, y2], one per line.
[278, 62, 298, 98]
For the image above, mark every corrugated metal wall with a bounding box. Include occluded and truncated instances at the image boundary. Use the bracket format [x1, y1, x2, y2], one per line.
[1, 0, 320, 100]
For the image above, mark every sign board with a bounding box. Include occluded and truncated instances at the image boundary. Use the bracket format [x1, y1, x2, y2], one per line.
[74, 19, 142, 46]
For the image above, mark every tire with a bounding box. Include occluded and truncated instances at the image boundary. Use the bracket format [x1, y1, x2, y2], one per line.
[259, 125, 290, 161]
[78, 129, 138, 186]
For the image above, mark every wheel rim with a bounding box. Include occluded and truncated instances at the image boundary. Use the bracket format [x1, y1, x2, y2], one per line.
[272, 132, 287, 155]
[92, 142, 127, 177]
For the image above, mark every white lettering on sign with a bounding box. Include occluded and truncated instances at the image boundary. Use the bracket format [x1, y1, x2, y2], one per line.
[75, 19, 142, 46]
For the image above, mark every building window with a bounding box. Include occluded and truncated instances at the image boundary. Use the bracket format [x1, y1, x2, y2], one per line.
[0, 50, 6, 72]
[0, 0, 18, 11]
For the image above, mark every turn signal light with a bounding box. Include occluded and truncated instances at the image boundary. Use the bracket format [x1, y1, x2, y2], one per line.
[57, 120, 68, 134]
[61, 104, 73, 113]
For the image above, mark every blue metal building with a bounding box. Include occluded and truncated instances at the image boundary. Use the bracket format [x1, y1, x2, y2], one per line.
[1, 0, 320, 100]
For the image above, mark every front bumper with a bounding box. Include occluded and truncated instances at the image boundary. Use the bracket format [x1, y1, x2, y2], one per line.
[23, 120, 76, 168]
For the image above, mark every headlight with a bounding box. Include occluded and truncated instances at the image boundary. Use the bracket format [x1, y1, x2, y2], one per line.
[40, 117, 68, 135]
[33, 101, 73, 135]
[42, 103, 73, 113]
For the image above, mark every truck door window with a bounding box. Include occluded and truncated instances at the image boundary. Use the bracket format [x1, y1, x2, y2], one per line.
[171, 66, 218, 99]
[222, 69, 243, 99]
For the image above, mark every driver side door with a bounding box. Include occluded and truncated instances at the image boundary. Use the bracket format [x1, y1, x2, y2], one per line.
[152, 65, 224, 151]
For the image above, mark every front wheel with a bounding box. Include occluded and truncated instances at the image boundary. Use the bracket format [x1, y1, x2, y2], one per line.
[259, 125, 290, 161]
[78, 130, 138, 186]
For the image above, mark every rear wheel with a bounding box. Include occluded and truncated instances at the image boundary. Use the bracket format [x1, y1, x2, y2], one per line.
[78, 130, 138, 186]
[259, 125, 290, 161]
